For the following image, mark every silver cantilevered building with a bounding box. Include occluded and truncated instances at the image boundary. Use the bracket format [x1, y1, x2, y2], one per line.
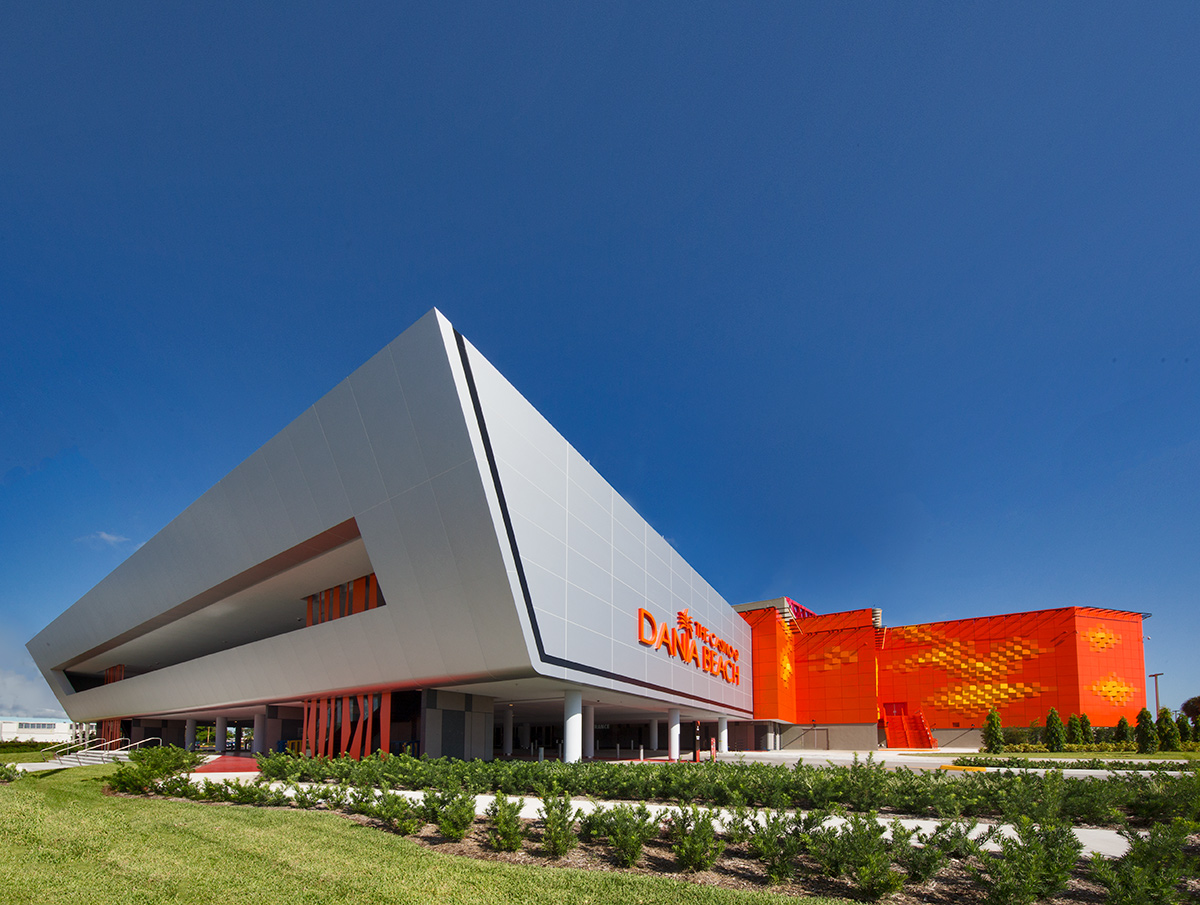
[28, 310, 755, 761]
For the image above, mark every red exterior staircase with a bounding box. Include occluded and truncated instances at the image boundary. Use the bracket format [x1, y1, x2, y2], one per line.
[884, 712, 938, 749]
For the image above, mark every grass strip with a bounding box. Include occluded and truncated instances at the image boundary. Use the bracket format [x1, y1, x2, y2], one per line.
[0, 765, 848, 905]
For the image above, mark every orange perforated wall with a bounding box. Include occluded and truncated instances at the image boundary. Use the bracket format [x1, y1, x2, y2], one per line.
[1071, 609, 1146, 727]
[789, 609, 879, 724]
[740, 608, 797, 723]
[877, 608, 1145, 729]
[745, 604, 1146, 730]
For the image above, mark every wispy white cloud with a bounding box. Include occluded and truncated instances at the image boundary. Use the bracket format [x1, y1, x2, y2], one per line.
[76, 530, 131, 548]
[0, 668, 67, 719]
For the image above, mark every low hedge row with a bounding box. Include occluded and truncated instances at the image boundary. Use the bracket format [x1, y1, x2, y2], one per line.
[249, 751, 1200, 827]
[0, 740, 48, 754]
[997, 742, 1200, 754]
[957, 756, 1195, 772]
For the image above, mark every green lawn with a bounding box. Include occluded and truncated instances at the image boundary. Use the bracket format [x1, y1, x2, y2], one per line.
[0, 766, 847, 905]
[0, 749, 50, 764]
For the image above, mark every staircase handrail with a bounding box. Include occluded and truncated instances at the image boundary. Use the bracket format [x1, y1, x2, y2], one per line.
[51, 736, 125, 760]
[43, 738, 91, 758]
[56, 737, 133, 766]
[111, 737, 162, 755]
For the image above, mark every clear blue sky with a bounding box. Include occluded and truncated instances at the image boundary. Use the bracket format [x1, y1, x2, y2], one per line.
[3, 4, 1197, 719]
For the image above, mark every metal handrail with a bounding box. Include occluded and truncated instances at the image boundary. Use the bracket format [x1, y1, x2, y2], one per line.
[112, 737, 162, 754]
[56, 737, 134, 766]
[50, 735, 166, 766]
[43, 737, 97, 758]
[50, 737, 121, 759]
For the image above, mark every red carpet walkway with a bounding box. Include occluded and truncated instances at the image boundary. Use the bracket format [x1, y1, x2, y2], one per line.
[193, 755, 261, 773]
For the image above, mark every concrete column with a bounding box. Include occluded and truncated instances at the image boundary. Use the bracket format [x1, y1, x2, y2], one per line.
[563, 691, 583, 763]
[718, 716, 728, 754]
[667, 708, 681, 761]
[502, 707, 514, 757]
[648, 718, 659, 751]
[185, 719, 197, 751]
[582, 704, 595, 759]
[215, 717, 228, 754]
[252, 713, 267, 755]
[519, 722, 531, 748]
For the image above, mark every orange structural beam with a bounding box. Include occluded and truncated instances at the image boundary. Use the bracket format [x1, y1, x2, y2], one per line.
[305, 572, 384, 627]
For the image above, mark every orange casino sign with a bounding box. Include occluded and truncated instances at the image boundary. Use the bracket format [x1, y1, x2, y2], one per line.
[637, 607, 740, 685]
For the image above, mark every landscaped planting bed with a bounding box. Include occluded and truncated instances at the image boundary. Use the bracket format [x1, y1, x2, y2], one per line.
[248, 750, 1200, 827]
[100, 748, 1200, 902]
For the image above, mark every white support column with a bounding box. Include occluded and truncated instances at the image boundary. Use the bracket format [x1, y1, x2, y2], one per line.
[718, 716, 729, 754]
[563, 690, 583, 764]
[648, 718, 659, 751]
[667, 708, 681, 761]
[215, 717, 228, 754]
[502, 707, 514, 757]
[185, 719, 197, 751]
[582, 704, 595, 759]
[252, 712, 267, 755]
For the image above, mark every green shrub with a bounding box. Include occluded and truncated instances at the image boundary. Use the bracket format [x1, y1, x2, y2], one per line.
[1158, 708, 1182, 751]
[1176, 713, 1192, 745]
[108, 745, 203, 794]
[853, 846, 906, 899]
[1044, 708, 1066, 752]
[208, 750, 1200, 833]
[152, 774, 198, 798]
[0, 763, 22, 783]
[373, 791, 425, 835]
[290, 782, 327, 809]
[929, 817, 991, 861]
[720, 800, 759, 845]
[889, 821, 948, 885]
[209, 780, 289, 807]
[1137, 707, 1160, 754]
[804, 811, 904, 898]
[749, 809, 805, 883]
[968, 816, 1082, 905]
[1000, 725, 1031, 745]
[0, 740, 47, 754]
[484, 794, 526, 852]
[1114, 715, 1132, 743]
[1080, 713, 1094, 743]
[803, 810, 866, 877]
[1090, 818, 1199, 905]
[605, 804, 659, 867]
[668, 805, 724, 872]
[983, 709, 1004, 754]
[578, 804, 613, 843]
[1067, 713, 1083, 745]
[426, 788, 476, 841]
[538, 786, 580, 858]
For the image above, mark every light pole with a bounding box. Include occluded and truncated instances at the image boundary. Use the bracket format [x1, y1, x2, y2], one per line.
[1149, 672, 1164, 714]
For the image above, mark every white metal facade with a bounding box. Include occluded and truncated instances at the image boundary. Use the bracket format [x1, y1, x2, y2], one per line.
[28, 310, 752, 749]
